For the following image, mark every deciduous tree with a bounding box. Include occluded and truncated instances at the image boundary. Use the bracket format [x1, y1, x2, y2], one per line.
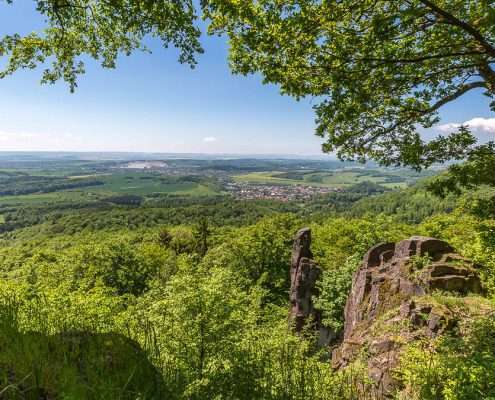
[0, 0, 202, 90]
[204, 0, 495, 190]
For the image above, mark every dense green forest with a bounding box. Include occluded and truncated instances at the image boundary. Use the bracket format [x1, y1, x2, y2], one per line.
[0, 158, 494, 399]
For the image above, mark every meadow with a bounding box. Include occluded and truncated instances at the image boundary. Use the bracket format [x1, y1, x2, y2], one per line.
[233, 168, 428, 189]
[0, 171, 222, 208]
[82, 172, 220, 197]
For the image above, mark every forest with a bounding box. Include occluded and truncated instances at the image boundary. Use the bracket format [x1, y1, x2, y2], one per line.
[0, 154, 493, 399]
[1, 0, 495, 399]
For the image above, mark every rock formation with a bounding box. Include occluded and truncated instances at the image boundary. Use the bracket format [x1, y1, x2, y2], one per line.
[290, 228, 318, 331]
[289, 228, 334, 346]
[332, 236, 483, 397]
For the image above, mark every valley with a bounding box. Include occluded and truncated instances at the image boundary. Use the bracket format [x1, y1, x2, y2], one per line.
[0, 152, 493, 400]
[0, 153, 432, 207]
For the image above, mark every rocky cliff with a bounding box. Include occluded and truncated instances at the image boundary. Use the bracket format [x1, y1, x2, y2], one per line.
[290, 232, 488, 398]
[331, 236, 485, 396]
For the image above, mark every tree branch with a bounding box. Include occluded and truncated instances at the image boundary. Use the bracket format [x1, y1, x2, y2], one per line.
[478, 63, 495, 91]
[358, 81, 488, 146]
[401, 81, 486, 118]
[418, 0, 495, 58]
[426, 81, 487, 113]
[361, 50, 486, 65]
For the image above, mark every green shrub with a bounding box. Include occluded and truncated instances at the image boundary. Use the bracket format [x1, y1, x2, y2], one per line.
[314, 254, 361, 332]
[397, 316, 495, 400]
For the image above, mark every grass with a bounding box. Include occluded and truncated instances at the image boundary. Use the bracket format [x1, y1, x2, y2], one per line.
[89, 173, 219, 196]
[0, 191, 91, 205]
[0, 172, 221, 206]
[0, 300, 167, 400]
[381, 182, 408, 189]
[67, 173, 111, 179]
[0, 184, 218, 206]
[233, 169, 408, 189]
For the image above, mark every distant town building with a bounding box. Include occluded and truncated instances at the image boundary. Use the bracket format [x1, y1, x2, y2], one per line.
[225, 182, 341, 201]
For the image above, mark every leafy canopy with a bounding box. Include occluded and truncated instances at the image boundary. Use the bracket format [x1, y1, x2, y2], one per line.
[204, 0, 495, 170]
[0, 0, 202, 91]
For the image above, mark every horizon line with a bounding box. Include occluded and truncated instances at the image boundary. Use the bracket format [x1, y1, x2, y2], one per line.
[0, 150, 344, 160]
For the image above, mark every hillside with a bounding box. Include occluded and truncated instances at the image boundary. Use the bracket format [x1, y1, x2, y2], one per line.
[0, 161, 494, 398]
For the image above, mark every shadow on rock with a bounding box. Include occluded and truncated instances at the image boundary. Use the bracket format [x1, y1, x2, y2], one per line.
[0, 327, 166, 400]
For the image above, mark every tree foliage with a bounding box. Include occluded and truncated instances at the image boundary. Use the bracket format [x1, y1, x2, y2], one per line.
[399, 315, 495, 400]
[0, 0, 202, 90]
[314, 253, 360, 332]
[0, 192, 494, 398]
[3, 1, 495, 192]
[428, 141, 495, 196]
[205, 1, 495, 170]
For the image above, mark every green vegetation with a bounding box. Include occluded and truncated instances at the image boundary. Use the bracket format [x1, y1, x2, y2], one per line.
[87, 173, 220, 197]
[0, 155, 493, 398]
[0, 214, 368, 399]
[349, 182, 458, 224]
[0, 171, 222, 208]
[0, 0, 202, 91]
[314, 254, 361, 332]
[398, 296, 495, 399]
[1, 1, 495, 396]
[234, 168, 426, 189]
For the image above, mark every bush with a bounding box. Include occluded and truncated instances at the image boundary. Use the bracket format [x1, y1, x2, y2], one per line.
[398, 316, 495, 400]
[314, 254, 361, 332]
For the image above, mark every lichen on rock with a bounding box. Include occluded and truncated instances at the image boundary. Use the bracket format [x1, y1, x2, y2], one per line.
[331, 236, 486, 397]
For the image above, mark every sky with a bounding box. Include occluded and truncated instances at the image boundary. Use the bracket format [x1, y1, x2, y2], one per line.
[0, 2, 494, 156]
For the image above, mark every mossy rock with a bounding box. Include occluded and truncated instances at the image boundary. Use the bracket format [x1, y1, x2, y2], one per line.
[0, 329, 166, 399]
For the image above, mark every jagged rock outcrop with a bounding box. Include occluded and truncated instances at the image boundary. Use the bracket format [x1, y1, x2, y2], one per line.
[290, 228, 335, 346]
[290, 228, 318, 331]
[332, 236, 483, 397]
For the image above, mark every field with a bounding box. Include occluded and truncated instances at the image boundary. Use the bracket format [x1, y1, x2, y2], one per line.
[85, 173, 219, 197]
[233, 169, 412, 189]
[0, 155, 436, 209]
[0, 191, 89, 205]
[0, 170, 221, 206]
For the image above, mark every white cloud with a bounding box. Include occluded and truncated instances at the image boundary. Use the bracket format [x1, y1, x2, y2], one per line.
[436, 122, 461, 133]
[464, 117, 495, 133]
[436, 117, 495, 135]
[203, 136, 217, 143]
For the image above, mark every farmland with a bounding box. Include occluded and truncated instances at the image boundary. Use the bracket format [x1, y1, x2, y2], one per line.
[0, 154, 438, 208]
[233, 168, 427, 189]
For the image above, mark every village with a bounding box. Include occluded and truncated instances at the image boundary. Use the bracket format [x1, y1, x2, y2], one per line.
[225, 181, 341, 201]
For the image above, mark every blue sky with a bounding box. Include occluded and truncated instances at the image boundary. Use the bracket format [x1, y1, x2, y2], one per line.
[0, 2, 493, 155]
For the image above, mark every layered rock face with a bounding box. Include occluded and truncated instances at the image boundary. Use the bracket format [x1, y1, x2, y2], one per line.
[332, 236, 483, 396]
[289, 228, 334, 346]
